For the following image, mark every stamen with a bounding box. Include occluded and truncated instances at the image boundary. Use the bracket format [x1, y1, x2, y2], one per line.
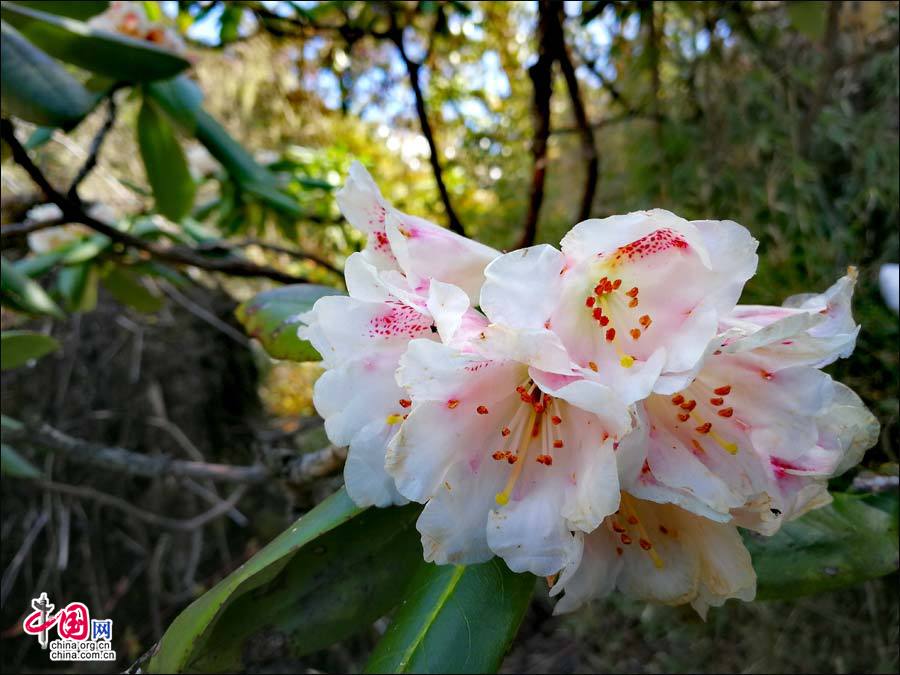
[630, 328, 641, 340]
[709, 397, 724, 406]
[717, 407, 734, 418]
[671, 394, 685, 405]
[695, 422, 712, 434]
[714, 385, 732, 396]
[585, 296, 596, 308]
[551, 415, 562, 425]
[639, 315, 652, 328]
[628, 298, 639, 308]
[588, 361, 599, 372]
[605, 328, 616, 342]
[501, 427, 511, 437]
[447, 399, 459, 409]
[477, 405, 489, 415]
[620, 534, 633, 545]
[399, 399, 412, 408]
[386, 414, 404, 425]
[495, 408, 537, 505]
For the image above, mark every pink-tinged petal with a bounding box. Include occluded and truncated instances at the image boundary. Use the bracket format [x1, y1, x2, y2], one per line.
[385, 212, 498, 303]
[335, 161, 396, 270]
[560, 428, 621, 532]
[425, 279, 473, 345]
[344, 252, 393, 303]
[416, 459, 507, 565]
[549, 530, 615, 615]
[529, 369, 632, 437]
[344, 420, 408, 508]
[480, 245, 566, 330]
[685, 512, 756, 617]
[475, 324, 574, 375]
[690, 218, 759, 314]
[313, 353, 406, 447]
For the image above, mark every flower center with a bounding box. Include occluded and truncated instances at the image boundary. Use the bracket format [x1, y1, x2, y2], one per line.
[670, 383, 739, 455]
[584, 274, 654, 369]
[489, 379, 565, 506]
[608, 493, 665, 569]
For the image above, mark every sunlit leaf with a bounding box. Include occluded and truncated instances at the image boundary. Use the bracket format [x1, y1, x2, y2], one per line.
[102, 266, 164, 313]
[1, 256, 65, 318]
[235, 285, 343, 361]
[137, 96, 196, 222]
[0, 330, 59, 370]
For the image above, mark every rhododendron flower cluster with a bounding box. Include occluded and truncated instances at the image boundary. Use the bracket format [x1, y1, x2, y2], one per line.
[301, 162, 878, 615]
[89, 1, 187, 54]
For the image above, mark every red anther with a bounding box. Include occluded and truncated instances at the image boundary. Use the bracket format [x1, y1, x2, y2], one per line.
[492, 451, 506, 461]
[551, 415, 562, 425]
[709, 397, 724, 406]
[695, 422, 712, 434]
[626, 287, 639, 297]
[760, 370, 773, 380]
[553, 440, 564, 449]
[594, 284, 605, 295]
[628, 298, 639, 308]
[585, 296, 596, 308]
[612, 279, 622, 289]
[713, 385, 732, 396]
[677, 413, 690, 422]
[544, 320, 552, 329]
[659, 525, 669, 535]
[630, 328, 641, 340]
[639, 315, 652, 328]
[620, 534, 633, 545]
[713, 349, 723, 355]
[536, 454, 553, 465]
[447, 399, 459, 409]
[501, 427, 511, 438]
[616, 547, 623, 556]
[612, 521, 626, 533]
[680, 400, 697, 411]
[599, 315, 610, 326]
[476, 405, 489, 415]
[516, 386, 526, 394]
[399, 399, 412, 408]
[520, 392, 533, 403]
[717, 407, 734, 418]
[507, 454, 519, 464]
[671, 394, 685, 405]
[605, 328, 616, 341]
[627, 515, 639, 525]
[588, 361, 599, 372]
[533, 402, 545, 414]
[602, 432, 610, 442]
[639, 538, 652, 551]
[592, 307, 604, 320]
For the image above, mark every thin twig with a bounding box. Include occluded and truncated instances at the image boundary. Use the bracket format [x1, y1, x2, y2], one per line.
[556, 11, 599, 222]
[201, 237, 343, 278]
[0, 217, 67, 246]
[390, 23, 466, 237]
[68, 95, 118, 201]
[518, 0, 558, 249]
[1, 119, 310, 285]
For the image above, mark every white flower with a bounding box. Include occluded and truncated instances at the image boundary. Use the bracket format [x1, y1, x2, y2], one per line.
[479, 211, 758, 406]
[550, 492, 756, 618]
[89, 1, 187, 54]
[879, 264, 899, 314]
[299, 163, 499, 508]
[623, 271, 878, 534]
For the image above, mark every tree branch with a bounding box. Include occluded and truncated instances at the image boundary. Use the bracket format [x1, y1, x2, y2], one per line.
[556, 12, 599, 222]
[1, 118, 310, 285]
[0, 217, 66, 245]
[390, 25, 466, 237]
[518, 0, 558, 249]
[67, 94, 118, 202]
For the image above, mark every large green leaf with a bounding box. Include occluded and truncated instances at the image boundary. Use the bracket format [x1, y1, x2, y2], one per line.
[1, 2, 190, 82]
[235, 285, 343, 361]
[0, 443, 42, 477]
[137, 96, 196, 222]
[148, 489, 425, 673]
[0, 330, 59, 369]
[145, 76, 306, 217]
[0, 21, 99, 129]
[1, 256, 65, 318]
[365, 559, 535, 674]
[57, 262, 99, 312]
[101, 266, 164, 313]
[746, 492, 899, 601]
[12, 1, 108, 20]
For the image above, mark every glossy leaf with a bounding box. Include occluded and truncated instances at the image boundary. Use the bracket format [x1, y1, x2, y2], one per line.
[12, 1, 109, 20]
[137, 97, 196, 222]
[0, 22, 98, 129]
[0, 330, 59, 370]
[1, 2, 190, 82]
[0, 443, 42, 477]
[746, 491, 899, 601]
[148, 489, 425, 673]
[235, 285, 343, 361]
[102, 266, 164, 313]
[365, 559, 535, 674]
[57, 262, 99, 312]
[1, 256, 65, 318]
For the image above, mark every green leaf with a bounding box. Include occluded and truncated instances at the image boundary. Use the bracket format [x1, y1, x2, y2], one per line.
[746, 492, 899, 601]
[12, 1, 109, 20]
[14, 248, 68, 278]
[102, 266, 163, 313]
[0, 443, 42, 477]
[148, 489, 425, 673]
[1, 256, 65, 318]
[0, 330, 59, 370]
[24, 125, 54, 149]
[0, 21, 99, 129]
[60, 234, 110, 264]
[235, 285, 343, 361]
[786, 1, 829, 41]
[1, 2, 190, 82]
[137, 96, 196, 222]
[365, 559, 535, 674]
[57, 262, 99, 312]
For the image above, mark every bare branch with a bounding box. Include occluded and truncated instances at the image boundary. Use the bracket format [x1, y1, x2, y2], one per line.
[518, 0, 558, 249]
[68, 94, 118, 202]
[0, 216, 66, 245]
[390, 24, 466, 237]
[1, 118, 311, 285]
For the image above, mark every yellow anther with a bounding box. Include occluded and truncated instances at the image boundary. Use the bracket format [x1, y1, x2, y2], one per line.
[386, 414, 404, 425]
[495, 492, 509, 506]
[619, 355, 635, 368]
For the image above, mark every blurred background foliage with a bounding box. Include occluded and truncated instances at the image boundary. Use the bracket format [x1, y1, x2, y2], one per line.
[1, 1, 898, 673]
